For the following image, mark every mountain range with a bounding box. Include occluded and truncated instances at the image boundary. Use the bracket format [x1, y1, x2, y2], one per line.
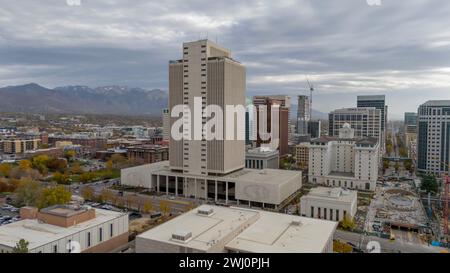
[0, 83, 168, 116]
[0, 83, 328, 118]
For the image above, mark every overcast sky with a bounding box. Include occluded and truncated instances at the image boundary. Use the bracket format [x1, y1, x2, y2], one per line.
[1, 0, 450, 119]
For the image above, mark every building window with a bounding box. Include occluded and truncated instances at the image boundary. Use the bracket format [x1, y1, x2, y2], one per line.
[110, 223, 114, 237]
[87, 232, 91, 247]
[311, 206, 314, 218]
[99, 228, 103, 242]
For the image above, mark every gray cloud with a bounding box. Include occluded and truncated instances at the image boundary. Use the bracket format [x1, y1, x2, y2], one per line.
[1, 0, 450, 119]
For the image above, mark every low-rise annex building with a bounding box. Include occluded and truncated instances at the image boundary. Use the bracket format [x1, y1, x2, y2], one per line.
[121, 161, 301, 210]
[136, 205, 337, 253]
[300, 187, 357, 222]
[0, 205, 129, 253]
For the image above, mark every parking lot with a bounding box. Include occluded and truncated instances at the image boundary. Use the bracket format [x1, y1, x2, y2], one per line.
[0, 205, 20, 226]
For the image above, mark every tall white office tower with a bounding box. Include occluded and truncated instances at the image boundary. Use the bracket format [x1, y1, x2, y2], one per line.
[169, 40, 246, 176]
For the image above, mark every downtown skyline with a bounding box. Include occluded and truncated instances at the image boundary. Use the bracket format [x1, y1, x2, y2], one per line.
[1, 0, 450, 119]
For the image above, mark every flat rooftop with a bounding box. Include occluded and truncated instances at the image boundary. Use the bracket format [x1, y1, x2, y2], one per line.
[137, 205, 337, 253]
[40, 204, 90, 217]
[226, 209, 337, 253]
[225, 168, 300, 185]
[137, 205, 259, 252]
[130, 161, 300, 186]
[0, 209, 125, 249]
[303, 187, 357, 203]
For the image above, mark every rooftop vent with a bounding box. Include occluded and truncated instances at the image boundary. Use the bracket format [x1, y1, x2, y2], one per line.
[171, 230, 192, 243]
[197, 207, 214, 216]
[291, 220, 302, 226]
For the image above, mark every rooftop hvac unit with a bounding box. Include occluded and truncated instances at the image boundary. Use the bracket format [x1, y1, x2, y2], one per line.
[197, 207, 214, 216]
[171, 230, 192, 243]
[291, 220, 302, 226]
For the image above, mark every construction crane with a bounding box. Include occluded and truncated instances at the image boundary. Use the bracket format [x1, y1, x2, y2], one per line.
[305, 76, 314, 120]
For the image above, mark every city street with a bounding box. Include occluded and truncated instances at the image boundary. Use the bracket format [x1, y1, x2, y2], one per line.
[334, 230, 445, 253]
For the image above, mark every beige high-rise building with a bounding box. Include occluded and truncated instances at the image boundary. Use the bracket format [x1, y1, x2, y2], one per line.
[169, 40, 246, 176]
[162, 108, 170, 141]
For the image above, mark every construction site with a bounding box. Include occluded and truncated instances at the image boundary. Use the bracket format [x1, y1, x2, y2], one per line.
[366, 181, 430, 244]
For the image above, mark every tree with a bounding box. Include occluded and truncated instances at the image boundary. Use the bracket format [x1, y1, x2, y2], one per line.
[339, 214, 355, 231]
[12, 239, 29, 253]
[106, 160, 114, 171]
[160, 200, 171, 216]
[101, 189, 114, 204]
[0, 163, 12, 178]
[333, 240, 353, 253]
[80, 186, 95, 201]
[70, 162, 83, 175]
[143, 201, 153, 214]
[110, 154, 127, 166]
[52, 171, 70, 184]
[32, 155, 50, 170]
[394, 162, 400, 172]
[19, 160, 32, 171]
[383, 160, 389, 171]
[37, 185, 72, 209]
[47, 158, 68, 172]
[80, 172, 94, 184]
[14, 179, 42, 207]
[64, 150, 76, 162]
[421, 175, 438, 193]
[404, 160, 413, 172]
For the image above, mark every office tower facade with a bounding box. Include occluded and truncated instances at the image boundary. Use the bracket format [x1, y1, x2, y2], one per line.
[404, 112, 418, 126]
[309, 124, 380, 191]
[328, 107, 382, 144]
[162, 108, 170, 141]
[417, 101, 450, 175]
[357, 95, 387, 132]
[296, 95, 310, 134]
[308, 120, 321, 139]
[253, 95, 290, 157]
[169, 40, 246, 176]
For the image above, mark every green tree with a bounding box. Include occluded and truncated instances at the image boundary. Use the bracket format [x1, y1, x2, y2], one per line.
[12, 239, 29, 253]
[421, 175, 438, 193]
[37, 185, 72, 209]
